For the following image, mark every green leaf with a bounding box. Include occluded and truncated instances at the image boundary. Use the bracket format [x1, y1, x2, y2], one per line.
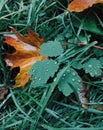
[94, 48, 103, 57]
[99, 57, 103, 67]
[58, 68, 82, 96]
[40, 41, 63, 57]
[83, 58, 102, 77]
[71, 60, 83, 70]
[72, 11, 103, 36]
[29, 59, 59, 87]
[77, 34, 91, 43]
[55, 34, 66, 44]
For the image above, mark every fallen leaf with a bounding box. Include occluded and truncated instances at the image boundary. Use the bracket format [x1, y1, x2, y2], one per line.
[68, 0, 103, 12]
[4, 27, 46, 88]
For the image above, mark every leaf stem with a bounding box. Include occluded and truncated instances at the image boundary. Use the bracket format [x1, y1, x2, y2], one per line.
[62, 42, 103, 50]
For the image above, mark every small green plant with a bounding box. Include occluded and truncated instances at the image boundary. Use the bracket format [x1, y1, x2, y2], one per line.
[0, 0, 103, 129]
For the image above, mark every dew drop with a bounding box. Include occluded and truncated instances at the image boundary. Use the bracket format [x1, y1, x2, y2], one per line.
[35, 77, 37, 79]
[47, 62, 49, 65]
[67, 69, 70, 73]
[32, 70, 35, 73]
[97, 66, 100, 68]
[46, 69, 49, 72]
[72, 78, 75, 81]
[38, 78, 41, 81]
[55, 62, 57, 64]
[54, 78, 57, 82]
[72, 72, 76, 76]
[78, 80, 81, 82]
[88, 64, 92, 68]
[63, 74, 66, 77]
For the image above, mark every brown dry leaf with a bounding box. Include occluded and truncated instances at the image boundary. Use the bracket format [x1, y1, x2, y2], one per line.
[68, 0, 103, 12]
[4, 27, 47, 88]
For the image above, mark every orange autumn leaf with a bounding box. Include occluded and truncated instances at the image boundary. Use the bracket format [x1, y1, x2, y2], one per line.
[4, 27, 46, 88]
[68, 0, 103, 12]
[12, 56, 46, 88]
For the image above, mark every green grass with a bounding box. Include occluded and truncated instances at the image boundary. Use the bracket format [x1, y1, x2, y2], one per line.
[0, 0, 103, 129]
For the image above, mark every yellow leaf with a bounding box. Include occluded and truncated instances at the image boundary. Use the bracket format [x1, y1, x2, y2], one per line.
[68, 0, 103, 12]
[4, 27, 47, 88]
[13, 56, 46, 88]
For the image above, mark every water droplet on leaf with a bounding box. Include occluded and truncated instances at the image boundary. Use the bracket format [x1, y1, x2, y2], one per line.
[88, 64, 92, 68]
[38, 78, 41, 81]
[54, 78, 57, 82]
[78, 80, 81, 82]
[63, 74, 66, 77]
[46, 69, 48, 72]
[55, 62, 57, 64]
[35, 77, 37, 79]
[33, 70, 35, 73]
[47, 62, 49, 64]
[72, 72, 75, 76]
[72, 78, 75, 81]
[67, 69, 70, 73]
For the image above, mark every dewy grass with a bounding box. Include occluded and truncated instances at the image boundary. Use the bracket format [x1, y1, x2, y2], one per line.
[0, 0, 103, 129]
